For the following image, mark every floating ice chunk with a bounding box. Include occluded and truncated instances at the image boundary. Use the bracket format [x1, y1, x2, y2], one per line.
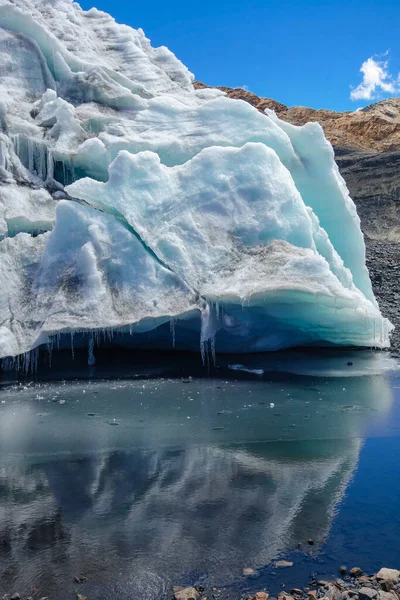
[229, 365, 265, 376]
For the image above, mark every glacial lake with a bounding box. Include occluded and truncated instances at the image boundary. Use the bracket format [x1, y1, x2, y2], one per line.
[0, 349, 400, 600]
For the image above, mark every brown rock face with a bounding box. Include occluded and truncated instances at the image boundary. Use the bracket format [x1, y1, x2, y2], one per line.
[194, 82, 400, 153]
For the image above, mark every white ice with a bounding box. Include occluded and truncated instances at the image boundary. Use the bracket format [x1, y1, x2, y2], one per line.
[0, 0, 393, 360]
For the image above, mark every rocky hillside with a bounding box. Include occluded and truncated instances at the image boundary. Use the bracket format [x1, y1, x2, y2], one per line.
[194, 82, 400, 154]
[194, 82, 400, 351]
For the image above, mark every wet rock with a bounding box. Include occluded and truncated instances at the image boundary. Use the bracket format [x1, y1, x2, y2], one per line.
[376, 570, 400, 582]
[350, 569, 364, 579]
[195, 586, 205, 593]
[358, 577, 372, 584]
[173, 587, 199, 600]
[336, 579, 347, 589]
[243, 568, 258, 577]
[340, 568, 348, 576]
[308, 592, 318, 599]
[10, 595, 20, 600]
[308, 539, 315, 545]
[275, 561, 294, 568]
[291, 589, 303, 596]
[252, 593, 269, 600]
[348, 592, 359, 598]
[76, 595, 87, 600]
[278, 594, 294, 600]
[358, 588, 378, 600]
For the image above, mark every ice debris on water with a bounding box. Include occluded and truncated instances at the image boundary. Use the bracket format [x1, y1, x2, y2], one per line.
[229, 365, 264, 376]
[0, 0, 393, 365]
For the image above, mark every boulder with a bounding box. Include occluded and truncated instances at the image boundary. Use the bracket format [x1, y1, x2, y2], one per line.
[376, 570, 400, 582]
[378, 591, 398, 600]
[358, 588, 378, 600]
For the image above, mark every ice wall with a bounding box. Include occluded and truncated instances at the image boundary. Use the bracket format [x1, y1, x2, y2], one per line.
[0, 0, 393, 361]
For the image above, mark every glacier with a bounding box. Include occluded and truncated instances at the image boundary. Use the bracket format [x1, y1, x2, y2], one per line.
[0, 0, 393, 363]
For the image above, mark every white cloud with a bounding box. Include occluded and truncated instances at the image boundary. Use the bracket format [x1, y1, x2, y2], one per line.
[350, 54, 398, 101]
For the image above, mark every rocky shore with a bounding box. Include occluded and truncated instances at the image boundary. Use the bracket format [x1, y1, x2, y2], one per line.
[171, 566, 400, 600]
[366, 238, 400, 354]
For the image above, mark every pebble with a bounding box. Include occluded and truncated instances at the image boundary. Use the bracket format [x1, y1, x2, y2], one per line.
[275, 561, 294, 568]
[340, 567, 348, 576]
[350, 568, 364, 578]
[173, 587, 199, 600]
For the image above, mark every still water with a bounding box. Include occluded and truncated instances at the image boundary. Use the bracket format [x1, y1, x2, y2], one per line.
[0, 350, 399, 600]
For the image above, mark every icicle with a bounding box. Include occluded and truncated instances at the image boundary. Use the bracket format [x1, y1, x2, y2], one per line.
[211, 336, 216, 365]
[200, 340, 206, 365]
[47, 148, 54, 181]
[170, 318, 176, 348]
[27, 138, 34, 173]
[200, 302, 220, 365]
[0, 139, 5, 170]
[47, 340, 53, 368]
[71, 158, 75, 183]
[88, 335, 96, 366]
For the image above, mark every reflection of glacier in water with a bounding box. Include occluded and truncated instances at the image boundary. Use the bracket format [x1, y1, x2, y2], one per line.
[0, 359, 396, 599]
[0, 440, 361, 597]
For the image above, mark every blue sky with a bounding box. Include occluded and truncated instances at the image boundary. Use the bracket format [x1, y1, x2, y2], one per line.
[79, 0, 400, 112]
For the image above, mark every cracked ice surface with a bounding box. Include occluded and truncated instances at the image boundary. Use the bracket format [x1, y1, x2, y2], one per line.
[0, 0, 393, 360]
